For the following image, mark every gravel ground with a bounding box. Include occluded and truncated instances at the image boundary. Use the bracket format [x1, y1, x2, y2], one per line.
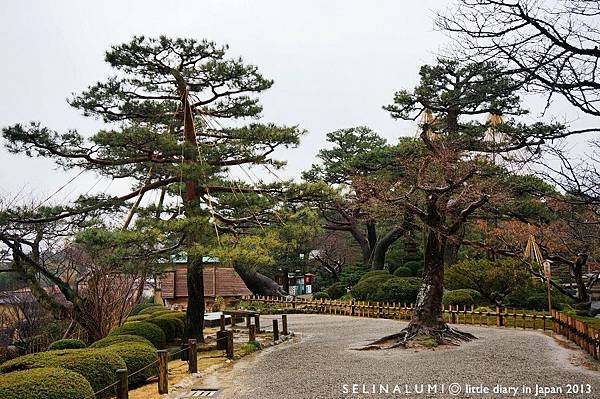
[194, 314, 600, 399]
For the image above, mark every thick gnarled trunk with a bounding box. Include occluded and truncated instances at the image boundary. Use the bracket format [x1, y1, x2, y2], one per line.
[185, 255, 205, 342]
[234, 264, 286, 296]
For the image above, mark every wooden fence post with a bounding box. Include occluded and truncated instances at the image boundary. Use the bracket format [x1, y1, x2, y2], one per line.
[157, 350, 169, 394]
[249, 324, 256, 342]
[273, 319, 280, 341]
[292, 296, 296, 309]
[282, 314, 288, 335]
[226, 331, 234, 359]
[254, 314, 261, 332]
[220, 314, 226, 331]
[116, 369, 128, 399]
[246, 315, 252, 328]
[188, 339, 197, 374]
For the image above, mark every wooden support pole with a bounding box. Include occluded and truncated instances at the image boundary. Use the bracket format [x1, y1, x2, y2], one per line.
[116, 369, 128, 399]
[273, 319, 279, 341]
[226, 330, 234, 358]
[220, 314, 226, 331]
[157, 350, 169, 394]
[188, 339, 197, 374]
[282, 314, 288, 335]
[254, 314, 261, 332]
[249, 324, 256, 342]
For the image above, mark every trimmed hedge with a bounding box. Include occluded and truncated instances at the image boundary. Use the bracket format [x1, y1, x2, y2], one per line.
[358, 270, 391, 282]
[48, 339, 87, 351]
[103, 343, 157, 387]
[147, 316, 184, 342]
[351, 273, 393, 301]
[312, 291, 330, 300]
[376, 277, 421, 303]
[147, 309, 176, 318]
[0, 349, 126, 399]
[442, 289, 480, 307]
[393, 267, 413, 277]
[0, 367, 94, 399]
[90, 334, 156, 349]
[126, 314, 151, 322]
[109, 322, 166, 349]
[138, 305, 167, 315]
[325, 282, 347, 300]
[129, 303, 160, 316]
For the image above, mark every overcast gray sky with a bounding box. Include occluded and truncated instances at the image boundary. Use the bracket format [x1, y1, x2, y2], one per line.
[0, 0, 594, 205]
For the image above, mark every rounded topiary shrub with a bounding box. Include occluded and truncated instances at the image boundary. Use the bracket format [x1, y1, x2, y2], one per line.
[358, 270, 391, 282]
[351, 273, 394, 301]
[0, 349, 126, 399]
[147, 309, 176, 318]
[0, 367, 94, 399]
[129, 302, 160, 316]
[109, 322, 166, 349]
[127, 314, 151, 322]
[312, 291, 330, 300]
[147, 316, 184, 342]
[48, 339, 87, 351]
[138, 305, 167, 315]
[103, 342, 157, 387]
[325, 282, 347, 299]
[442, 289, 476, 307]
[393, 267, 413, 277]
[375, 277, 421, 303]
[90, 334, 156, 349]
[404, 261, 423, 275]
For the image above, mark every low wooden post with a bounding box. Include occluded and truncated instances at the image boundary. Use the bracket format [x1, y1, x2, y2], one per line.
[273, 319, 279, 341]
[351, 300, 355, 316]
[226, 330, 234, 358]
[231, 314, 236, 328]
[451, 306, 457, 324]
[254, 314, 261, 332]
[220, 314, 226, 331]
[116, 369, 128, 399]
[157, 350, 169, 394]
[246, 315, 252, 328]
[282, 314, 288, 335]
[188, 339, 197, 374]
[292, 296, 296, 309]
[249, 324, 256, 342]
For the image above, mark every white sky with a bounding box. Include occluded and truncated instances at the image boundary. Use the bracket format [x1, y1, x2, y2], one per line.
[0, 0, 596, 205]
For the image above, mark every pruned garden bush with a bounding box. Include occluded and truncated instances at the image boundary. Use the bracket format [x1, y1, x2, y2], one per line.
[0, 367, 94, 399]
[102, 342, 157, 387]
[138, 305, 167, 315]
[126, 314, 151, 322]
[312, 291, 330, 300]
[129, 303, 160, 316]
[442, 289, 480, 307]
[375, 277, 421, 303]
[109, 322, 166, 349]
[89, 334, 155, 349]
[147, 316, 184, 342]
[325, 282, 347, 299]
[0, 349, 126, 398]
[48, 339, 87, 351]
[393, 266, 413, 277]
[351, 272, 393, 301]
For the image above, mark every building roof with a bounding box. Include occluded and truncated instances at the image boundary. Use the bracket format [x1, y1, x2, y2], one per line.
[161, 265, 252, 299]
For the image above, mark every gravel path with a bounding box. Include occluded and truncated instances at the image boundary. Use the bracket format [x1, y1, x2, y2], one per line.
[196, 315, 600, 399]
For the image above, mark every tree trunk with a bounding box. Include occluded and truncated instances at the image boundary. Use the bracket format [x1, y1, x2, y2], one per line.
[573, 253, 590, 303]
[234, 264, 286, 296]
[409, 228, 446, 330]
[185, 255, 205, 341]
[369, 211, 413, 270]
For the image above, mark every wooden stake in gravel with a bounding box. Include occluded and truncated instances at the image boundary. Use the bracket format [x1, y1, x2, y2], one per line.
[282, 314, 288, 335]
[254, 314, 261, 332]
[226, 330, 234, 358]
[249, 324, 256, 342]
[220, 314, 226, 331]
[116, 369, 128, 399]
[273, 319, 279, 341]
[157, 350, 169, 394]
[188, 339, 197, 373]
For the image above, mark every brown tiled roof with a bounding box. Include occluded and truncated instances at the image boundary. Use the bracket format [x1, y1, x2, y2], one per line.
[161, 265, 251, 299]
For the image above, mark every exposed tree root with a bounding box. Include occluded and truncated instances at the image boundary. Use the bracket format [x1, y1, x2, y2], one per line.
[356, 324, 476, 350]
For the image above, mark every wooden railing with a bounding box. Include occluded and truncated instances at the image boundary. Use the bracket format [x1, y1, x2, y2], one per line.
[242, 295, 553, 330]
[552, 310, 600, 360]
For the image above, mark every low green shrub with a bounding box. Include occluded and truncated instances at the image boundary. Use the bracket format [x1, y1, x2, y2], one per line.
[138, 305, 167, 315]
[147, 309, 176, 318]
[393, 267, 413, 277]
[239, 340, 261, 355]
[338, 263, 369, 288]
[90, 334, 156, 349]
[129, 302, 159, 316]
[312, 291, 330, 300]
[442, 290, 477, 307]
[404, 260, 423, 275]
[0, 367, 94, 399]
[103, 342, 157, 387]
[358, 270, 391, 282]
[351, 273, 393, 301]
[375, 277, 421, 303]
[109, 322, 166, 349]
[0, 349, 126, 399]
[126, 314, 151, 322]
[48, 339, 87, 351]
[326, 282, 347, 299]
[148, 316, 184, 342]
[474, 306, 494, 313]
